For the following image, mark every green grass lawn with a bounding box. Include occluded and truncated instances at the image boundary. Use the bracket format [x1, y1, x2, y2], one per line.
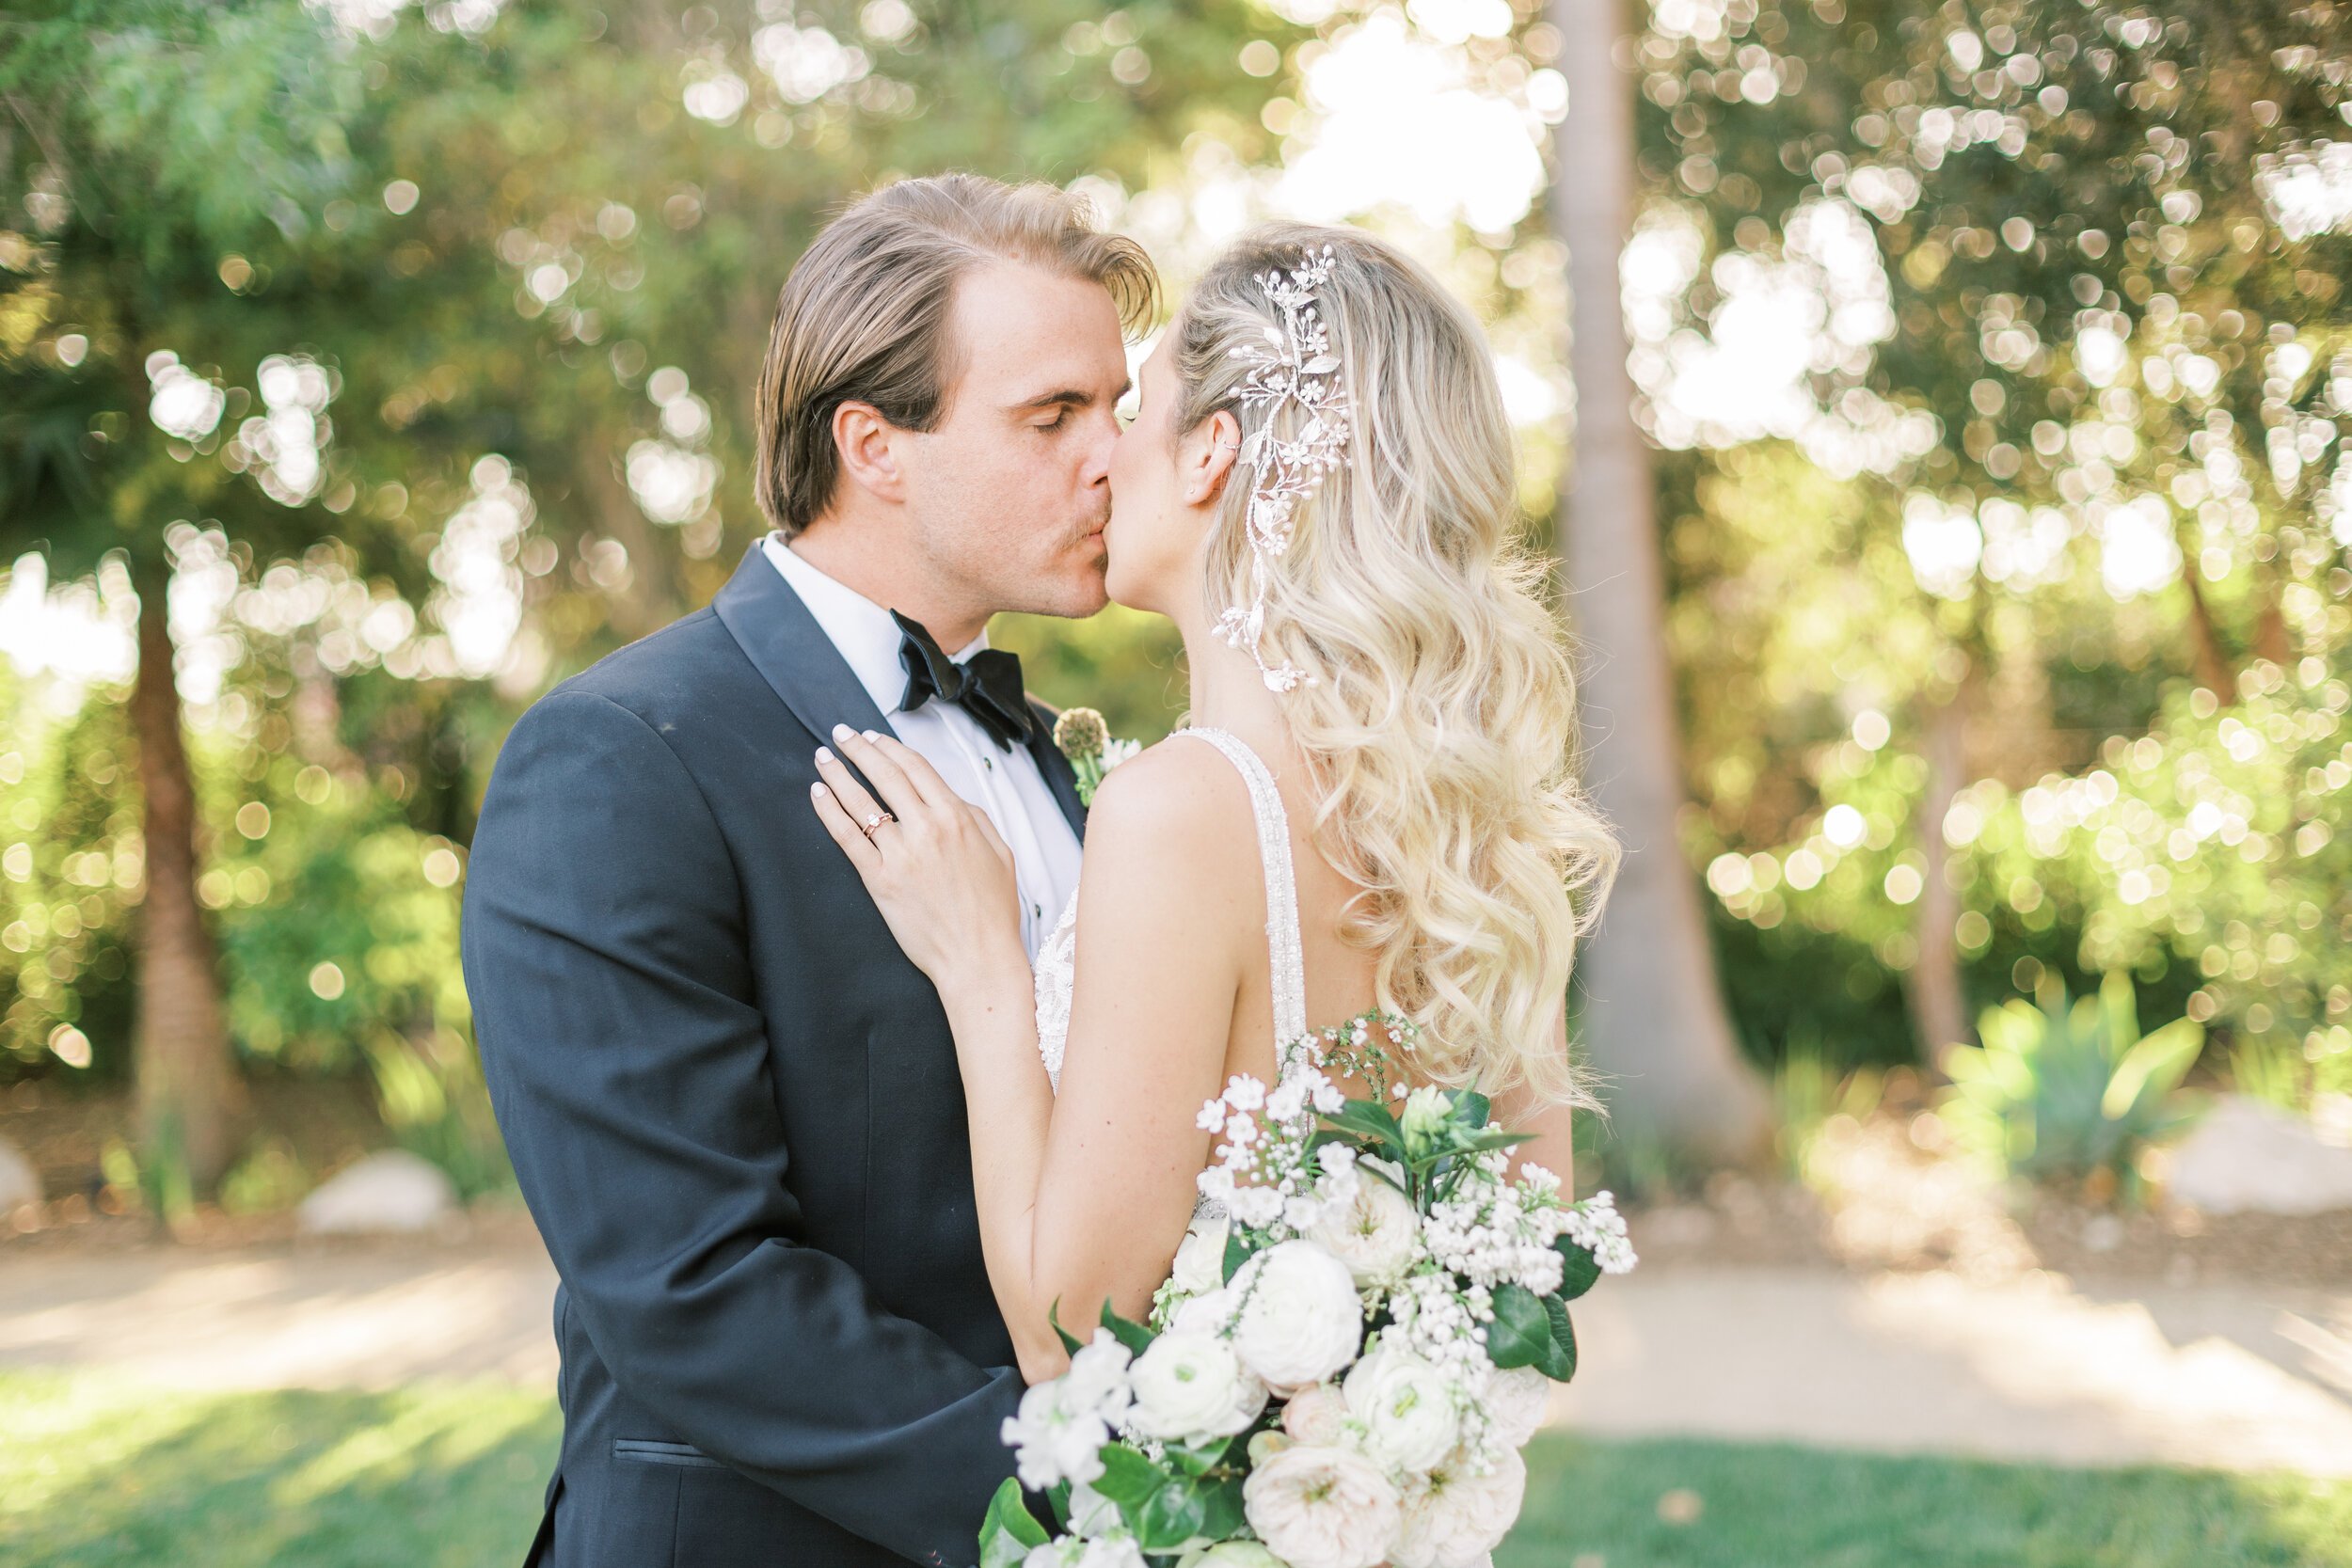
[4, 1370, 2345, 1567]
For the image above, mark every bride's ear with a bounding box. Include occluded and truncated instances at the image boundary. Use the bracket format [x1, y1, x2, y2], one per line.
[1183, 408, 1243, 507]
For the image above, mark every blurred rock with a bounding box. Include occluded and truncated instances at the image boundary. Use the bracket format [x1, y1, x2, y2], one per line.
[2167, 1096, 2352, 1217]
[296, 1149, 457, 1234]
[0, 1134, 40, 1213]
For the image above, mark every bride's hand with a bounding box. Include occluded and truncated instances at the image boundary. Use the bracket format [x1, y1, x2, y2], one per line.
[809, 724, 1027, 994]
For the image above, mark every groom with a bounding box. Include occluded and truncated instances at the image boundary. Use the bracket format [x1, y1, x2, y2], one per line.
[461, 174, 1152, 1568]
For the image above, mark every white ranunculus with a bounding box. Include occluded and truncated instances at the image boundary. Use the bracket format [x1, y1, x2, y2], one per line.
[1309, 1162, 1421, 1288]
[1242, 1444, 1402, 1568]
[1172, 1287, 1235, 1335]
[1176, 1544, 1285, 1568]
[1126, 1328, 1268, 1441]
[1343, 1338, 1461, 1474]
[1281, 1381, 1351, 1446]
[1171, 1212, 1231, 1297]
[1485, 1365, 1553, 1448]
[1389, 1445, 1526, 1568]
[1228, 1240, 1365, 1393]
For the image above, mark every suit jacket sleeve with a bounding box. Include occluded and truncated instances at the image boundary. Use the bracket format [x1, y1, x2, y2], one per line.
[461, 689, 1022, 1568]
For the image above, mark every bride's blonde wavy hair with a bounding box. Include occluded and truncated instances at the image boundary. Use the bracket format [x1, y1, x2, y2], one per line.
[1169, 223, 1620, 1108]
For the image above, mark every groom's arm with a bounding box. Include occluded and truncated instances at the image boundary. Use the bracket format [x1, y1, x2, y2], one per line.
[462, 689, 1021, 1568]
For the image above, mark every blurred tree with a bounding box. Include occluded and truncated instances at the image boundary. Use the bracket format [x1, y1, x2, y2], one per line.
[1629, 0, 2352, 1078]
[1551, 0, 1773, 1166]
[0, 0, 428, 1187]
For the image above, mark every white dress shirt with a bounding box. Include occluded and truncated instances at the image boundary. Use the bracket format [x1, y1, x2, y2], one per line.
[763, 532, 1081, 962]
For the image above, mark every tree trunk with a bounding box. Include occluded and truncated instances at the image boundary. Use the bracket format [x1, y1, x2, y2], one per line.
[1548, 0, 1771, 1168]
[1911, 664, 1973, 1073]
[130, 556, 242, 1192]
[2175, 531, 2235, 699]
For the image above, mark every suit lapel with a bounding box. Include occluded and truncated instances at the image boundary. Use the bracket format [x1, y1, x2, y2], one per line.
[1024, 701, 1088, 843]
[711, 541, 893, 747]
[717, 538, 1089, 844]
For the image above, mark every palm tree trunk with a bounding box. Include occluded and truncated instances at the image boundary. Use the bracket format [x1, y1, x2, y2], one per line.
[1549, 0, 1770, 1167]
[130, 555, 241, 1192]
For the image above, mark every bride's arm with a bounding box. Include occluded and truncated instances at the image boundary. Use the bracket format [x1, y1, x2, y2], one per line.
[811, 730, 1244, 1382]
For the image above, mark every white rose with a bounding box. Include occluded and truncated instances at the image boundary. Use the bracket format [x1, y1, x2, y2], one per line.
[1389, 1445, 1526, 1568]
[1228, 1240, 1365, 1393]
[1342, 1338, 1461, 1474]
[1400, 1085, 1452, 1143]
[1125, 1328, 1268, 1441]
[1171, 1212, 1231, 1297]
[1309, 1164, 1421, 1288]
[1242, 1444, 1402, 1568]
[1281, 1381, 1351, 1447]
[1485, 1365, 1553, 1448]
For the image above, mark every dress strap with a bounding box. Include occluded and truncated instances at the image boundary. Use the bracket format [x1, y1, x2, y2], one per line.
[1174, 726, 1310, 1053]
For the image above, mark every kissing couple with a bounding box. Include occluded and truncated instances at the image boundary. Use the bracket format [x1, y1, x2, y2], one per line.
[461, 171, 1618, 1568]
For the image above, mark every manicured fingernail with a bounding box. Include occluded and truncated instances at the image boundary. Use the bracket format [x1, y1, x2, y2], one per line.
[808, 782, 823, 796]
[815, 746, 833, 763]
[832, 722, 852, 740]
[862, 730, 881, 743]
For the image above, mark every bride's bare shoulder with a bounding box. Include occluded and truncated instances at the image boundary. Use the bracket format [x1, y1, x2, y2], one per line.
[1077, 736, 1256, 878]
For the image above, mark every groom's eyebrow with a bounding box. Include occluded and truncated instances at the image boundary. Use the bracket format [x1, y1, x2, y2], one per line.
[1009, 377, 1133, 413]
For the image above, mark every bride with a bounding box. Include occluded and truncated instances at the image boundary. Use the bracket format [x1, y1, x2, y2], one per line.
[807, 222, 1618, 1383]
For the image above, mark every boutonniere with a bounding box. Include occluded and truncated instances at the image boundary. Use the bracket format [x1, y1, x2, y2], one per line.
[1051, 706, 1139, 807]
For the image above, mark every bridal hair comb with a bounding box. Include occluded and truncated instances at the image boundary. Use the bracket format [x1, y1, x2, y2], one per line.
[1217, 244, 1352, 693]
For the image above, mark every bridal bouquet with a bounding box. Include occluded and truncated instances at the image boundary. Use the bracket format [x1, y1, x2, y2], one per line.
[978, 1016, 1635, 1568]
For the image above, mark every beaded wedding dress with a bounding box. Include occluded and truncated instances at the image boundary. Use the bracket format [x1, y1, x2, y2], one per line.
[1032, 725, 1308, 1097]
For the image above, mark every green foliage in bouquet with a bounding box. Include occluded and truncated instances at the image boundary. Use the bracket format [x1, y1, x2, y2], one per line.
[1937, 970, 2203, 1200]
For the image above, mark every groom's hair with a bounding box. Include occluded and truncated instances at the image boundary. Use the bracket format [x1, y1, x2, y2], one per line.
[754, 173, 1158, 537]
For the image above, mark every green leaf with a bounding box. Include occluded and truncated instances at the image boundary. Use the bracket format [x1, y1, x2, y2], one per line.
[1454, 1089, 1492, 1130]
[1089, 1444, 1165, 1511]
[1223, 1225, 1253, 1284]
[1198, 1472, 1248, 1539]
[1099, 1300, 1153, 1356]
[1483, 1283, 1553, 1370]
[1540, 1293, 1579, 1381]
[1325, 1097, 1404, 1149]
[1135, 1477, 1211, 1552]
[1046, 1300, 1084, 1358]
[1455, 1130, 1532, 1155]
[1553, 1237, 1603, 1302]
[2101, 1016, 2203, 1120]
[977, 1478, 1048, 1568]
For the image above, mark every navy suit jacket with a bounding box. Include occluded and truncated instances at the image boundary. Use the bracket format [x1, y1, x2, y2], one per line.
[461, 541, 1085, 1568]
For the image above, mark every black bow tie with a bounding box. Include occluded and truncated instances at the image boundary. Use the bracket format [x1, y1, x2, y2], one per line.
[892, 610, 1036, 752]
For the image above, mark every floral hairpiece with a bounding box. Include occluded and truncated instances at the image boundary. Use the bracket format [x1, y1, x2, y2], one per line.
[1216, 244, 1351, 693]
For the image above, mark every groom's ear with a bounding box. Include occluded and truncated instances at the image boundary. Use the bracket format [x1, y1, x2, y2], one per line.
[1184, 408, 1243, 507]
[831, 398, 909, 504]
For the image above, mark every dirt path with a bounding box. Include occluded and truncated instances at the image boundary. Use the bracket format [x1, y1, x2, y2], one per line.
[6, 1239, 2349, 1477]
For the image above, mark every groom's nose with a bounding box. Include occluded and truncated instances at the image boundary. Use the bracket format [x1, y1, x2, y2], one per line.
[1076, 409, 1118, 491]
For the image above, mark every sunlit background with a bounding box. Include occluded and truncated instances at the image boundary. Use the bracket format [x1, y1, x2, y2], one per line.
[4, 0, 2351, 1563]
